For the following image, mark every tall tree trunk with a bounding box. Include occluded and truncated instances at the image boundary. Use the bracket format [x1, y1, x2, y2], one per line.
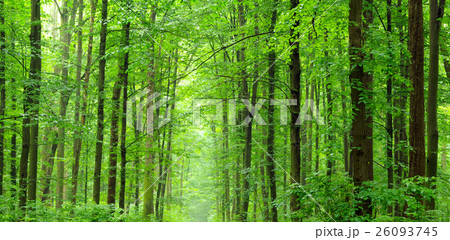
[341, 77, 349, 173]
[56, 0, 77, 208]
[408, 0, 425, 178]
[159, 52, 178, 221]
[10, 78, 17, 199]
[119, 14, 131, 211]
[301, 82, 309, 183]
[81, 0, 98, 203]
[132, 82, 140, 211]
[0, 0, 5, 196]
[143, 8, 157, 218]
[27, 0, 42, 205]
[289, 0, 302, 221]
[394, 0, 408, 217]
[386, 0, 394, 201]
[315, 81, 320, 172]
[93, 0, 108, 204]
[236, 0, 253, 222]
[324, 32, 334, 177]
[266, 0, 278, 222]
[349, 0, 373, 217]
[426, 0, 445, 210]
[71, 0, 85, 204]
[223, 97, 231, 221]
[107, 78, 121, 206]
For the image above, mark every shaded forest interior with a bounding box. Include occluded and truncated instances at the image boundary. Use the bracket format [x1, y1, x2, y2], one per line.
[0, 0, 450, 222]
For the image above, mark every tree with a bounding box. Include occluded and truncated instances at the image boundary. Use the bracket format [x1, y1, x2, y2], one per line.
[0, 0, 5, 196]
[266, 0, 278, 222]
[119, 3, 131, 211]
[289, 0, 302, 221]
[71, 0, 85, 204]
[386, 0, 394, 195]
[80, 0, 98, 202]
[143, 7, 156, 218]
[107, 65, 121, 206]
[26, 0, 42, 205]
[408, 0, 425, 178]
[349, 0, 373, 217]
[55, 0, 78, 209]
[237, 0, 253, 222]
[426, 0, 446, 210]
[93, 0, 108, 204]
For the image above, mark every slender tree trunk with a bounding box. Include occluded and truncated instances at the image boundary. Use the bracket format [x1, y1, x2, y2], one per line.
[27, 0, 42, 205]
[56, 0, 77, 208]
[266, 0, 278, 222]
[394, 0, 408, 217]
[324, 33, 334, 176]
[236, 0, 253, 222]
[385, 0, 395, 215]
[107, 78, 121, 206]
[259, 158, 269, 221]
[10, 79, 17, 199]
[119, 15, 131, 211]
[386, 0, 394, 202]
[426, 0, 445, 210]
[132, 83, 140, 211]
[301, 82, 308, 184]
[289, 0, 302, 221]
[223, 97, 231, 221]
[0, 0, 5, 196]
[159, 52, 178, 220]
[315, 82, 320, 172]
[71, 0, 84, 204]
[93, 0, 108, 204]
[41, 130, 58, 202]
[408, 0, 426, 178]
[362, 0, 374, 189]
[79, 0, 97, 203]
[143, 9, 157, 218]
[341, 77, 349, 173]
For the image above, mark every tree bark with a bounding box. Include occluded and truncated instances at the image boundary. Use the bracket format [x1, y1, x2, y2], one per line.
[394, 0, 408, 217]
[81, 0, 98, 203]
[56, 0, 78, 208]
[289, 0, 302, 221]
[349, 0, 373, 217]
[143, 8, 157, 218]
[408, 0, 426, 178]
[223, 97, 231, 221]
[71, 0, 85, 204]
[386, 0, 394, 197]
[119, 14, 131, 211]
[93, 0, 108, 204]
[107, 79, 121, 206]
[41, 130, 57, 202]
[27, 0, 42, 205]
[0, 0, 5, 196]
[236, 0, 253, 222]
[10, 78, 17, 199]
[325, 33, 334, 177]
[426, 0, 445, 210]
[266, 0, 278, 222]
[341, 76, 349, 174]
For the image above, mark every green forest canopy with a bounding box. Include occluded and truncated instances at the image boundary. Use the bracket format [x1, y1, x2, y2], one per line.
[0, 0, 449, 222]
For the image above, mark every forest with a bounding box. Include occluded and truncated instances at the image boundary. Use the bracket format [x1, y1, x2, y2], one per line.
[0, 0, 449, 222]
